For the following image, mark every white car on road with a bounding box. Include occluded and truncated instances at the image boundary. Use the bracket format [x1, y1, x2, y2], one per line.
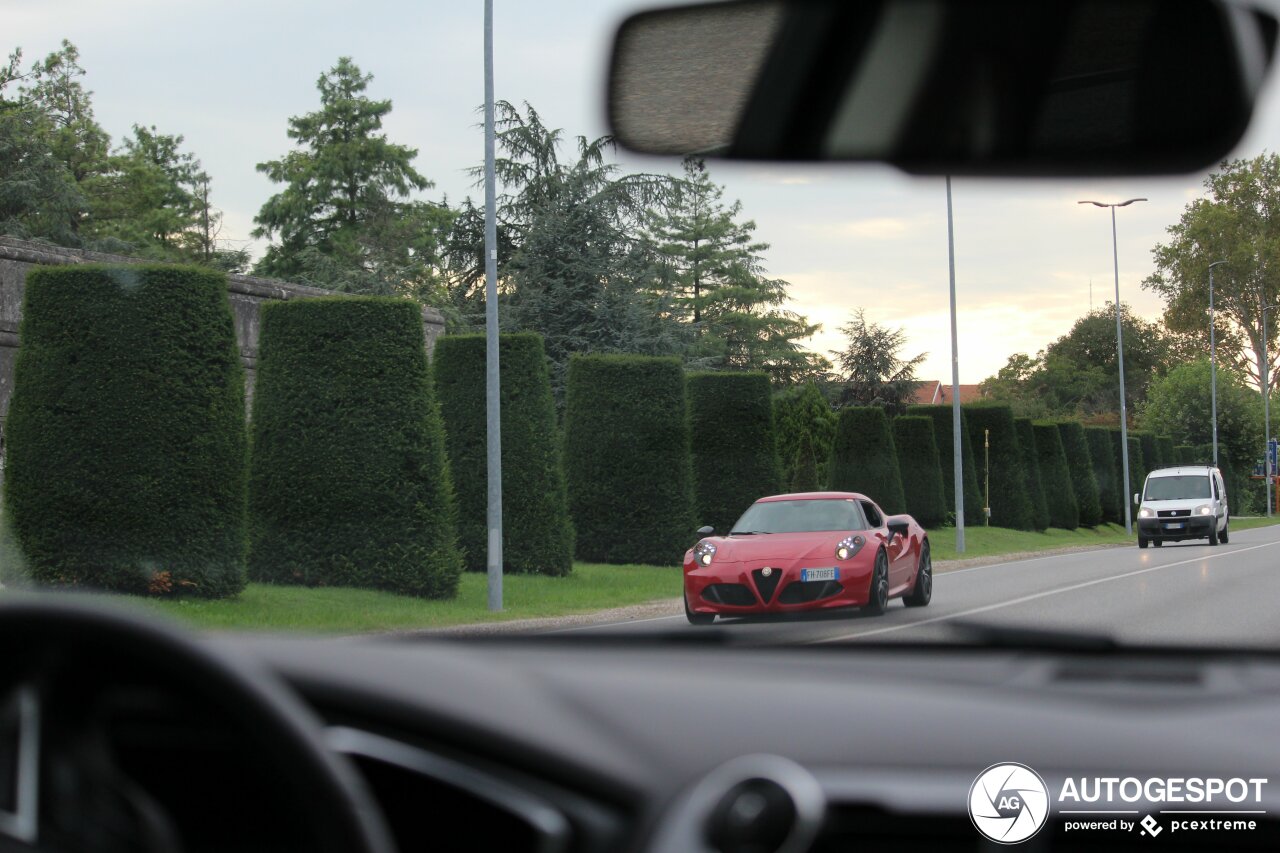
[1135, 465, 1229, 548]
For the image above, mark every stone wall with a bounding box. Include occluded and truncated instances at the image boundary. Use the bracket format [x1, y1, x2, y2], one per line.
[0, 237, 446, 426]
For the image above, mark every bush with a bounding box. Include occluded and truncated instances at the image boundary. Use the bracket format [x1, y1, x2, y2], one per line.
[1033, 423, 1079, 529]
[564, 355, 695, 565]
[1014, 418, 1050, 531]
[248, 297, 462, 598]
[1133, 430, 1161, 478]
[433, 333, 574, 576]
[4, 264, 247, 597]
[828, 407, 906, 513]
[1057, 422, 1102, 527]
[689, 372, 782, 534]
[790, 431, 821, 492]
[1085, 427, 1123, 524]
[1110, 430, 1145, 509]
[775, 383, 837, 488]
[1174, 444, 1197, 465]
[964, 405, 1035, 530]
[1156, 435, 1176, 471]
[907, 404, 984, 525]
[892, 416, 947, 527]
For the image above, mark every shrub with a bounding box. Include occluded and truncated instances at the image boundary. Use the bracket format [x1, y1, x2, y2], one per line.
[1174, 444, 1197, 465]
[1110, 431, 1145, 509]
[1033, 423, 1079, 529]
[1085, 427, 1123, 524]
[1132, 430, 1161, 477]
[688, 372, 782, 534]
[4, 264, 247, 597]
[1156, 435, 1176, 471]
[1014, 418, 1050, 531]
[790, 431, 821, 492]
[248, 297, 462, 598]
[892, 416, 947, 527]
[564, 355, 695, 565]
[433, 333, 573, 576]
[964, 405, 1035, 530]
[829, 407, 906, 513]
[775, 383, 837, 487]
[907, 404, 984, 525]
[1057, 422, 1102, 527]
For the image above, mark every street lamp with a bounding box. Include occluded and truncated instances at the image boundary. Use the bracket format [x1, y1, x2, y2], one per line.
[1264, 302, 1278, 517]
[1079, 198, 1148, 535]
[1208, 260, 1228, 468]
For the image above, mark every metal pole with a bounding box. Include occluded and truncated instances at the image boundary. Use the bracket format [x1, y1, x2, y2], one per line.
[1209, 262, 1222, 468]
[946, 176, 964, 553]
[1112, 206, 1133, 535]
[1265, 301, 1273, 518]
[483, 0, 503, 610]
[984, 428, 990, 527]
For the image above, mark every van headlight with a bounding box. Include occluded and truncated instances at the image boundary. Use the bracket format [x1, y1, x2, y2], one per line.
[693, 540, 717, 566]
[1196, 504, 1213, 516]
[1138, 507, 1154, 518]
[835, 535, 865, 560]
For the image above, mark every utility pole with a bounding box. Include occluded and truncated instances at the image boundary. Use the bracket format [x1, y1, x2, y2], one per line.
[1208, 261, 1227, 468]
[483, 0, 503, 610]
[946, 177, 964, 553]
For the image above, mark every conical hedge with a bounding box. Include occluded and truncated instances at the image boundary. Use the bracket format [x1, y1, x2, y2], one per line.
[828, 407, 906, 513]
[4, 264, 248, 597]
[892, 416, 947, 527]
[1014, 418, 1051, 531]
[1133, 431, 1162, 475]
[907, 404, 984, 525]
[1085, 426, 1123, 524]
[1057, 421, 1102, 527]
[790, 431, 821, 492]
[689, 372, 782, 534]
[1156, 436, 1176, 472]
[1110, 430, 1145, 511]
[1033, 423, 1079, 529]
[965, 405, 1035, 530]
[1174, 444, 1197, 465]
[248, 297, 462, 598]
[433, 333, 574, 576]
[564, 355, 695, 565]
[775, 382, 837, 489]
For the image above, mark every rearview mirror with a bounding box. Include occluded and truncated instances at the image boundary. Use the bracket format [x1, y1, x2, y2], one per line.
[608, 0, 1277, 175]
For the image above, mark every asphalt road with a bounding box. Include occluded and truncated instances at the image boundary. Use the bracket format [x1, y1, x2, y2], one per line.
[561, 523, 1280, 647]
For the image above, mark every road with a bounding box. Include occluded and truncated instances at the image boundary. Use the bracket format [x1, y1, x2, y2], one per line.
[560, 523, 1280, 647]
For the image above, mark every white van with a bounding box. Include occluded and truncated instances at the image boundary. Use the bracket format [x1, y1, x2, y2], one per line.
[1135, 465, 1228, 548]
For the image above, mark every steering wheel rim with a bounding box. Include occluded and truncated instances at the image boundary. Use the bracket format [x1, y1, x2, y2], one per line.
[0, 597, 395, 853]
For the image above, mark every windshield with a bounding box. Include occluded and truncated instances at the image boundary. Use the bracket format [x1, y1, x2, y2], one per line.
[1144, 475, 1212, 501]
[2, 0, 1280, 654]
[731, 500, 864, 534]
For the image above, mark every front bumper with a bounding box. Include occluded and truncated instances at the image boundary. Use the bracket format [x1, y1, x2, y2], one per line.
[684, 557, 875, 615]
[1138, 515, 1214, 540]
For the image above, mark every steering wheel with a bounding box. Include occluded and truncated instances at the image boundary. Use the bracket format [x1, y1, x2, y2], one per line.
[0, 599, 395, 853]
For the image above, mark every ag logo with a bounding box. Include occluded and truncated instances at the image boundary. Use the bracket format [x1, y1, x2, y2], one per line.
[968, 762, 1050, 844]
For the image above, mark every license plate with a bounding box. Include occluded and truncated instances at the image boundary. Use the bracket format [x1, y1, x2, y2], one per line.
[801, 567, 839, 582]
[1164, 523, 1185, 530]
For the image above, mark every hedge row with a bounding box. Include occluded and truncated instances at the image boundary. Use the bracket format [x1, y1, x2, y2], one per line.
[892, 416, 947, 528]
[907, 405, 985, 525]
[1033, 422, 1079, 529]
[1085, 427, 1123, 524]
[1057, 422, 1102, 528]
[966, 405, 1035, 530]
[1014, 418, 1050, 531]
[828, 407, 906, 513]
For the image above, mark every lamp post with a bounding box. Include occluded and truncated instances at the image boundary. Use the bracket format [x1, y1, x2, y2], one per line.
[1208, 261, 1227, 468]
[1264, 302, 1278, 517]
[1078, 198, 1148, 535]
[483, 0, 503, 610]
[946, 176, 964, 553]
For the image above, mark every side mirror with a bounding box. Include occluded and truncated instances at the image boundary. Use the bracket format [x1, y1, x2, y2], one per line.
[886, 519, 910, 539]
[1133, 493, 1141, 506]
[697, 525, 714, 536]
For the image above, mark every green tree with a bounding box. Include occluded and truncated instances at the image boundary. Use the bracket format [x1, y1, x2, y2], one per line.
[1139, 359, 1262, 473]
[1057, 421, 1103, 527]
[830, 309, 927, 414]
[907, 404, 985, 526]
[1014, 418, 1051, 531]
[892, 416, 947, 527]
[966, 405, 1035, 530]
[828, 407, 906, 513]
[1085, 426, 1123, 524]
[1033, 423, 1079, 529]
[789, 431, 820, 492]
[774, 382, 837, 488]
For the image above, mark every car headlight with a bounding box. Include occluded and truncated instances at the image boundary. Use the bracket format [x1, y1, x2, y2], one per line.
[1138, 507, 1153, 518]
[693, 540, 717, 566]
[1196, 504, 1213, 516]
[835, 535, 865, 561]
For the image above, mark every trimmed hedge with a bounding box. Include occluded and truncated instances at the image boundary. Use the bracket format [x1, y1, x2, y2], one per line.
[1174, 444, 1197, 465]
[892, 416, 947, 527]
[433, 333, 574, 576]
[689, 372, 782, 534]
[775, 383, 837, 489]
[1014, 418, 1051, 531]
[1057, 422, 1102, 527]
[965, 405, 1035, 530]
[248, 297, 462, 598]
[790, 431, 821, 492]
[1156, 436, 1176, 471]
[828, 407, 906, 513]
[907, 404, 984, 525]
[1085, 427, 1123, 524]
[4, 264, 247, 597]
[1109, 429, 1143, 509]
[564, 355, 695, 565]
[1033, 423, 1079, 529]
[1133, 430, 1161, 479]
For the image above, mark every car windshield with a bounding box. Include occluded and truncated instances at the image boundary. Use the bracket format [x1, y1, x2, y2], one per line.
[2, 0, 1280, 654]
[1145, 475, 1212, 501]
[731, 500, 863, 534]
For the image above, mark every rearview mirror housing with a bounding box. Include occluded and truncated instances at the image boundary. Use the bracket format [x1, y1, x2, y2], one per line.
[608, 0, 1277, 175]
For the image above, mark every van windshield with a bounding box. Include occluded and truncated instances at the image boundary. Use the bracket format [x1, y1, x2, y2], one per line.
[1144, 475, 1212, 501]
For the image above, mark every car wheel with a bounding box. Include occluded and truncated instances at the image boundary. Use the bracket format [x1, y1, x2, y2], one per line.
[1138, 535, 1149, 549]
[902, 540, 931, 608]
[863, 549, 889, 616]
[685, 591, 715, 625]
[1153, 539, 1162, 547]
[1208, 523, 1219, 546]
[1221, 518, 1229, 544]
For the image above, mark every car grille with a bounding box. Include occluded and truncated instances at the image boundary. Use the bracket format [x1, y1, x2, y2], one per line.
[752, 568, 783, 603]
[701, 584, 756, 606]
[777, 580, 843, 604]
[1157, 509, 1192, 518]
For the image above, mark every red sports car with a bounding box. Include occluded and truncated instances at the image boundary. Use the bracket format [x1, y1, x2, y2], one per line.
[683, 491, 931, 625]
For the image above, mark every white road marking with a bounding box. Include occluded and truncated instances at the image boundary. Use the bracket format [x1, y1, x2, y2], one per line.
[546, 612, 684, 634]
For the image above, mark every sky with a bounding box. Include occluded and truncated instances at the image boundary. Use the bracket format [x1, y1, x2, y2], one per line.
[8, 0, 1280, 383]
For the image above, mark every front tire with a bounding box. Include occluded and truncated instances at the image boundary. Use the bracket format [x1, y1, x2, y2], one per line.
[1220, 518, 1229, 544]
[1208, 523, 1219, 546]
[863, 550, 889, 616]
[1138, 535, 1149, 549]
[902, 541, 932, 608]
[684, 591, 715, 625]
